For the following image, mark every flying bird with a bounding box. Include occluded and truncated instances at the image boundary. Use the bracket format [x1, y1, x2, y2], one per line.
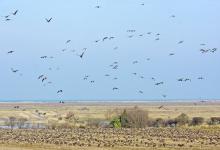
[113, 87, 119, 90]
[11, 68, 19, 73]
[198, 77, 204, 80]
[38, 75, 44, 79]
[45, 17, 52, 23]
[155, 82, 164, 85]
[95, 5, 101, 8]
[40, 56, 47, 59]
[12, 10, 18, 15]
[57, 90, 63, 93]
[66, 40, 71, 44]
[102, 37, 108, 41]
[139, 90, 144, 94]
[42, 77, 47, 82]
[7, 51, 14, 54]
[178, 41, 184, 44]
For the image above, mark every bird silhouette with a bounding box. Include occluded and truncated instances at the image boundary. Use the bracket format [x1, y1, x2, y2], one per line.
[113, 87, 119, 90]
[66, 40, 71, 44]
[155, 82, 164, 85]
[38, 75, 44, 79]
[7, 51, 14, 54]
[12, 10, 18, 15]
[45, 17, 52, 23]
[95, 5, 101, 8]
[102, 37, 108, 41]
[139, 90, 143, 94]
[40, 56, 47, 59]
[42, 77, 47, 82]
[11, 68, 19, 73]
[57, 90, 63, 93]
[178, 41, 184, 44]
[5, 18, 11, 21]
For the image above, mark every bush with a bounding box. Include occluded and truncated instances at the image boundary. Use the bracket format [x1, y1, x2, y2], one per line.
[111, 118, 121, 128]
[165, 119, 177, 127]
[151, 118, 165, 127]
[175, 113, 189, 126]
[118, 108, 148, 128]
[209, 117, 220, 125]
[87, 119, 101, 128]
[191, 117, 204, 126]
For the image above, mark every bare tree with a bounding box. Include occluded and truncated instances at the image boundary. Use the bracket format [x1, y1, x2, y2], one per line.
[17, 117, 28, 129]
[5, 117, 17, 129]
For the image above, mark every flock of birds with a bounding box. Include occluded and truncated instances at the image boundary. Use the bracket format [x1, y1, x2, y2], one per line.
[1, 2, 219, 102]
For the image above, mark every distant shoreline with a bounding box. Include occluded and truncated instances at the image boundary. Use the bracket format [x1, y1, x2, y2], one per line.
[0, 99, 219, 105]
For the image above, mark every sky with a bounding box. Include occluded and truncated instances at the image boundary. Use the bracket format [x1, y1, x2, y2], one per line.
[0, 0, 220, 102]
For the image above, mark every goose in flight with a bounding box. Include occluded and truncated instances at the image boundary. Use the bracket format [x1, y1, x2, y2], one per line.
[127, 30, 136, 33]
[40, 56, 47, 59]
[66, 40, 71, 44]
[45, 17, 52, 23]
[178, 78, 184, 82]
[139, 90, 144, 94]
[162, 94, 167, 98]
[57, 90, 63, 93]
[79, 51, 85, 58]
[169, 53, 175, 56]
[184, 78, 191, 82]
[198, 77, 204, 80]
[12, 10, 18, 15]
[95, 5, 101, 8]
[38, 75, 44, 79]
[211, 48, 217, 53]
[178, 41, 184, 44]
[132, 60, 138, 64]
[42, 77, 47, 82]
[113, 87, 119, 90]
[109, 36, 115, 40]
[155, 82, 164, 85]
[112, 65, 118, 69]
[102, 37, 108, 41]
[4, 15, 10, 18]
[7, 51, 14, 54]
[11, 68, 19, 73]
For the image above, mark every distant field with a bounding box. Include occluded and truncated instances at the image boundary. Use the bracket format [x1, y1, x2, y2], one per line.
[0, 101, 220, 125]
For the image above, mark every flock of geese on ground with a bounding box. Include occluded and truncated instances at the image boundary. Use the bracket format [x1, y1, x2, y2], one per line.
[1, 3, 218, 101]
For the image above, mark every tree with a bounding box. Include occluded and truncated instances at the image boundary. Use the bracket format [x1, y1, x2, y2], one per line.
[5, 117, 17, 129]
[17, 117, 28, 129]
[175, 113, 189, 126]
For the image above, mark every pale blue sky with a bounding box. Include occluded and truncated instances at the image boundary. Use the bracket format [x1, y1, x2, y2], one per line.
[0, 0, 220, 101]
